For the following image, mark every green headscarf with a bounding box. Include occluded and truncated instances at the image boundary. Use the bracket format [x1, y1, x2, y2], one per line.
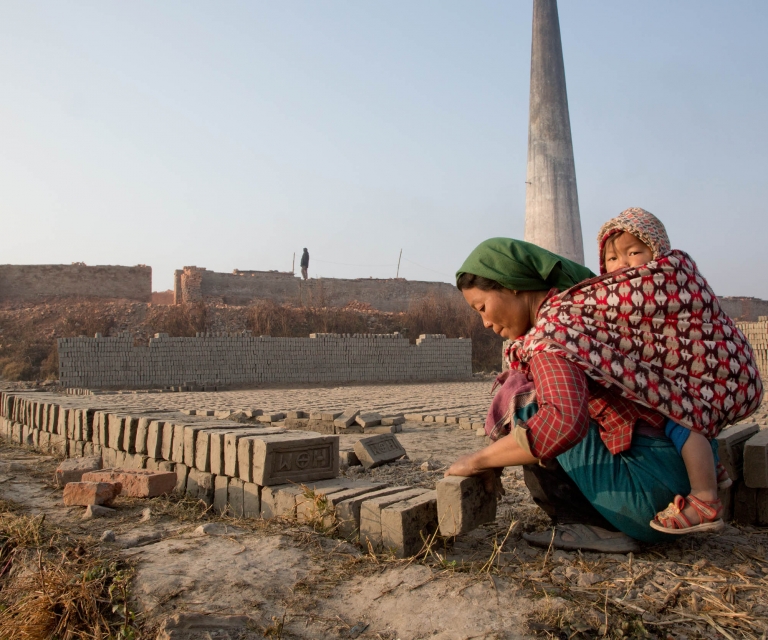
[456, 237, 595, 292]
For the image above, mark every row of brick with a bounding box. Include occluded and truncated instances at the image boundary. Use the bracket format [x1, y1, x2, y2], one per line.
[0, 391, 489, 556]
[57, 332, 473, 388]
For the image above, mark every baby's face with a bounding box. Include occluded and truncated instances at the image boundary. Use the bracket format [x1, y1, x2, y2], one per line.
[603, 232, 654, 273]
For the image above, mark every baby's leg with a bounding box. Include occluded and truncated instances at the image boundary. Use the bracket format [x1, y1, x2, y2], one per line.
[678, 431, 718, 525]
[651, 422, 723, 532]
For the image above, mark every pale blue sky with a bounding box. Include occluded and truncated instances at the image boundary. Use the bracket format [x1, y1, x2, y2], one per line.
[2, 2, 767, 296]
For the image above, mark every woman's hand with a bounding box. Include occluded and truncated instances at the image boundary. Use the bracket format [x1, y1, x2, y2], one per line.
[445, 452, 483, 478]
[445, 456, 505, 498]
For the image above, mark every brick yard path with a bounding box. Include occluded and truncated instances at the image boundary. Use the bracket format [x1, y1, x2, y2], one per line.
[80, 379, 498, 418]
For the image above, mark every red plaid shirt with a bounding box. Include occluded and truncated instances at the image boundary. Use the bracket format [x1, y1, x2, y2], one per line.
[525, 351, 665, 460]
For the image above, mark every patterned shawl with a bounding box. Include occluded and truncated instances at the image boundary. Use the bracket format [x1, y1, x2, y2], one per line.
[505, 248, 763, 438]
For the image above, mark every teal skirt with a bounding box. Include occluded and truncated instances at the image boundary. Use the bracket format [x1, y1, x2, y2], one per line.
[556, 422, 719, 543]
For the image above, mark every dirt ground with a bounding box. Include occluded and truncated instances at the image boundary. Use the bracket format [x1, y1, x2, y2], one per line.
[1, 389, 768, 639]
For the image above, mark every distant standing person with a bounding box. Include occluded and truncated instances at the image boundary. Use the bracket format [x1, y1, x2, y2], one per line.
[300, 248, 309, 280]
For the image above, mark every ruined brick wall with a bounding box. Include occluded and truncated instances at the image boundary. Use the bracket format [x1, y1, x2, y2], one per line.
[58, 332, 472, 388]
[721, 297, 768, 322]
[298, 277, 462, 312]
[196, 268, 299, 305]
[177, 267, 462, 311]
[0, 264, 151, 302]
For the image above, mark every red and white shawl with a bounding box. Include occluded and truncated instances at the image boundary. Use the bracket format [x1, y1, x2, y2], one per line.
[505, 250, 763, 438]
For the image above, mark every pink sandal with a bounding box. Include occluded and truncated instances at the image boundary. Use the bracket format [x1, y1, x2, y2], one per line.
[649, 494, 725, 535]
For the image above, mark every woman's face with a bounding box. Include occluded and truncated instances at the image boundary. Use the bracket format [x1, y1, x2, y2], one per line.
[462, 287, 532, 340]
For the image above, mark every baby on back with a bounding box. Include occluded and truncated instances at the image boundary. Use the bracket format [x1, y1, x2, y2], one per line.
[597, 208, 729, 535]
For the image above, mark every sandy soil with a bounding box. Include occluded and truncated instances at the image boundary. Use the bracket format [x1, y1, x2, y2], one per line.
[0, 433, 536, 640]
[2, 393, 767, 640]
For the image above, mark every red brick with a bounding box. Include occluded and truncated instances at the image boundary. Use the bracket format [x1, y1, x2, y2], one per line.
[82, 469, 176, 498]
[63, 481, 121, 506]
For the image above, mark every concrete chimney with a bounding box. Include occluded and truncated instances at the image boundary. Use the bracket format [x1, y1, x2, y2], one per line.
[524, 0, 584, 264]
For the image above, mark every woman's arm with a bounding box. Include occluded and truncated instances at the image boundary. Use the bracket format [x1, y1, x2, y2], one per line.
[446, 431, 538, 476]
[446, 351, 590, 477]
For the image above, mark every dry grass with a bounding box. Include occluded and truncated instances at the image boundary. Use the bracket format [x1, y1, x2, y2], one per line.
[0, 500, 139, 640]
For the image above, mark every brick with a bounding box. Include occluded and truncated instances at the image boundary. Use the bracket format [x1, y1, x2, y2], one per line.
[57, 408, 70, 437]
[55, 456, 102, 487]
[146, 421, 166, 459]
[123, 452, 144, 470]
[284, 417, 309, 430]
[286, 410, 308, 419]
[436, 475, 498, 536]
[334, 409, 360, 428]
[63, 481, 121, 506]
[114, 451, 127, 468]
[194, 427, 222, 472]
[733, 482, 759, 525]
[208, 431, 229, 475]
[171, 423, 187, 463]
[759, 489, 768, 526]
[213, 475, 229, 514]
[187, 469, 214, 505]
[338, 486, 408, 539]
[50, 434, 68, 457]
[336, 424, 364, 436]
[257, 413, 285, 423]
[175, 463, 189, 493]
[251, 433, 339, 486]
[135, 417, 151, 455]
[120, 416, 138, 453]
[381, 490, 438, 557]
[744, 429, 768, 488]
[354, 434, 406, 469]
[359, 488, 430, 549]
[296, 480, 385, 526]
[295, 479, 360, 523]
[95, 411, 109, 443]
[107, 415, 125, 450]
[83, 469, 176, 498]
[228, 477, 245, 517]
[719, 483, 734, 521]
[307, 419, 336, 434]
[237, 436, 256, 482]
[340, 450, 361, 467]
[381, 416, 405, 426]
[365, 425, 402, 434]
[260, 485, 301, 519]
[261, 479, 347, 519]
[716, 422, 760, 482]
[355, 412, 382, 428]
[225, 430, 259, 478]
[183, 424, 215, 468]
[161, 421, 174, 460]
[243, 482, 260, 517]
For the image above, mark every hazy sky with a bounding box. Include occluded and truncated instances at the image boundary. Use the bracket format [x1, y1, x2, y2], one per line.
[2, 2, 767, 296]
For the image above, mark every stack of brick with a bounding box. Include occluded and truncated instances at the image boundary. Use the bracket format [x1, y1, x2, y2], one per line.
[57, 332, 473, 389]
[718, 422, 768, 525]
[736, 317, 768, 380]
[0, 391, 445, 557]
